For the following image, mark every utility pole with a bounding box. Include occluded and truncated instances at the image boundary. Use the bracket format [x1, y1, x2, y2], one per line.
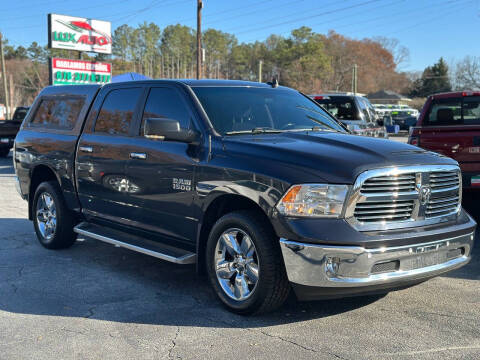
[258, 60, 263, 82]
[196, 0, 203, 79]
[0, 33, 10, 120]
[352, 64, 357, 94]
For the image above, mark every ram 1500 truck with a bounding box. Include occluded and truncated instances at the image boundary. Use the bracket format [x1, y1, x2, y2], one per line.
[14, 80, 476, 314]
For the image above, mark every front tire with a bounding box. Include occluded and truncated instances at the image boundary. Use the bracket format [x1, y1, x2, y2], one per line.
[33, 181, 77, 249]
[206, 210, 290, 315]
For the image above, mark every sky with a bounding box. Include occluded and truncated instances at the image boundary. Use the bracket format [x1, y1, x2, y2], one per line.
[1, 0, 479, 72]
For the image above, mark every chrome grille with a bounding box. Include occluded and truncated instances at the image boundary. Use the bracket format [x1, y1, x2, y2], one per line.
[429, 172, 460, 190]
[360, 174, 416, 194]
[354, 199, 414, 222]
[426, 195, 460, 217]
[346, 165, 462, 231]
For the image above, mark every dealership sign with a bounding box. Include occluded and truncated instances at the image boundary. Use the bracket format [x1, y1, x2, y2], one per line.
[50, 58, 111, 85]
[48, 13, 112, 54]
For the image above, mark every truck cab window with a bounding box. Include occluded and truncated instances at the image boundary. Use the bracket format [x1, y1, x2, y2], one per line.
[95, 88, 142, 135]
[425, 98, 463, 126]
[31, 98, 84, 129]
[140, 87, 191, 135]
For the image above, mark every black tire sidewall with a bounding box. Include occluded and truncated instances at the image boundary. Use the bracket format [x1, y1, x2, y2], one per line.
[206, 212, 277, 314]
[33, 181, 75, 249]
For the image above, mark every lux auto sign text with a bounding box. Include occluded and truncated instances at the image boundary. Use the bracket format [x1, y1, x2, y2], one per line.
[48, 14, 112, 54]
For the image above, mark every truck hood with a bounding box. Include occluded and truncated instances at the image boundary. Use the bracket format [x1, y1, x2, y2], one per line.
[221, 132, 457, 184]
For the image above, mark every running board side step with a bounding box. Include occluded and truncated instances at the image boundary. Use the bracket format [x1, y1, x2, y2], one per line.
[74, 222, 196, 264]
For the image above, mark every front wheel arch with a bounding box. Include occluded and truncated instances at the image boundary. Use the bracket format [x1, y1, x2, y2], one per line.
[196, 194, 275, 274]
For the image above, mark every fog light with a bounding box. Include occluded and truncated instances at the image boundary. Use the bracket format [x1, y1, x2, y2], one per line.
[326, 257, 341, 276]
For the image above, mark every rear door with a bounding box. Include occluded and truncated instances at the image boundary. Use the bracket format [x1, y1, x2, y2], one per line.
[124, 86, 199, 247]
[76, 85, 145, 223]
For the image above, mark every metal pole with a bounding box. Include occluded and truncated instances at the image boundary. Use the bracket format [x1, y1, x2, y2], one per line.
[0, 33, 10, 120]
[196, 0, 203, 79]
[353, 64, 358, 95]
[258, 60, 263, 82]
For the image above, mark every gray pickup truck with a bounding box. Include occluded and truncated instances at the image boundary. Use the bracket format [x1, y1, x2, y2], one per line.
[14, 80, 476, 314]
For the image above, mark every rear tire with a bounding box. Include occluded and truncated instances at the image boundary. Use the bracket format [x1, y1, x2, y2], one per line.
[33, 181, 77, 249]
[206, 210, 290, 315]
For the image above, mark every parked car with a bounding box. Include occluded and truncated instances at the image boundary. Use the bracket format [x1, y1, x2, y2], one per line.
[372, 104, 391, 118]
[310, 93, 387, 138]
[14, 80, 475, 314]
[409, 91, 480, 189]
[391, 115, 418, 131]
[0, 106, 29, 157]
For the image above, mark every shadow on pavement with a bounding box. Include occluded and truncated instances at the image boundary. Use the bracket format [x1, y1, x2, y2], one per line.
[445, 190, 480, 281]
[0, 170, 478, 326]
[0, 155, 14, 175]
[0, 217, 384, 327]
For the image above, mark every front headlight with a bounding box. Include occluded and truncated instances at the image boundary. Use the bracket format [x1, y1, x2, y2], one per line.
[276, 184, 350, 218]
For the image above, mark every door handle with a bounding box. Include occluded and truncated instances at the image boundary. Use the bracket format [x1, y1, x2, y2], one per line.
[79, 146, 93, 153]
[130, 152, 147, 160]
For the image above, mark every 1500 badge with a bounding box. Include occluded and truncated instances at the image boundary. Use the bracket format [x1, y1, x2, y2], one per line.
[173, 178, 192, 191]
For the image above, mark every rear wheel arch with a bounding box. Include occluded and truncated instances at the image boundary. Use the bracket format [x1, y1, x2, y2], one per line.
[196, 194, 275, 274]
[28, 165, 60, 220]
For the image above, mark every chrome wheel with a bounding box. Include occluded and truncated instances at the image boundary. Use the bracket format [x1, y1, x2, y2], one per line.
[214, 228, 259, 301]
[36, 192, 57, 241]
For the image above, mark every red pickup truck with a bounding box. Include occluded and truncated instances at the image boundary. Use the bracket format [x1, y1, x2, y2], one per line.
[409, 91, 480, 189]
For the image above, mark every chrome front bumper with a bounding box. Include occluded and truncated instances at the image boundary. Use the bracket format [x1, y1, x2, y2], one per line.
[280, 232, 474, 288]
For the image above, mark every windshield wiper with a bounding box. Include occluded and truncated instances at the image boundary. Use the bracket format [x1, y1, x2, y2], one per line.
[286, 126, 338, 133]
[225, 127, 284, 135]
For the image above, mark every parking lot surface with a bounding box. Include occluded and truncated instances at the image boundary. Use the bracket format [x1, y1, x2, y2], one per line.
[0, 151, 479, 360]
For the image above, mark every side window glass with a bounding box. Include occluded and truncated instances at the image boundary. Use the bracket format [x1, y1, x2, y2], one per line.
[463, 96, 480, 125]
[141, 87, 191, 135]
[31, 98, 84, 129]
[95, 88, 142, 135]
[357, 98, 370, 121]
[426, 98, 462, 126]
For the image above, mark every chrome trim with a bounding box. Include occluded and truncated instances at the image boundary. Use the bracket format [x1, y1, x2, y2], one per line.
[74, 226, 196, 264]
[345, 165, 462, 231]
[130, 152, 147, 160]
[79, 146, 93, 153]
[280, 232, 474, 288]
[14, 176, 22, 197]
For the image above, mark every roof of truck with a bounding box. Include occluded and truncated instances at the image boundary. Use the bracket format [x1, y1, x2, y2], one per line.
[429, 91, 480, 99]
[40, 80, 287, 96]
[105, 79, 277, 88]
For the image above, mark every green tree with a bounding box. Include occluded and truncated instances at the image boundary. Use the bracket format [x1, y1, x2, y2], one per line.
[410, 57, 452, 97]
[138, 22, 161, 77]
[160, 24, 195, 78]
[202, 29, 237, 78]
[27, 42, 47, 63]
[112, 24, 133, 62]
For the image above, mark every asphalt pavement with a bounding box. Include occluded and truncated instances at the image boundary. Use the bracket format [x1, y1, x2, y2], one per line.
[0, 147, 479, 360]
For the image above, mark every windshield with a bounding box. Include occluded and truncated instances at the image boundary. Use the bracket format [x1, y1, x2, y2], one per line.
[13, 108, 29, 121]
[313, 96, 359, 121]
[192, 87, 346, 135]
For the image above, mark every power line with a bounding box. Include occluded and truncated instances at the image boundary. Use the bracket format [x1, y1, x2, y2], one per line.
[0, 0, 131, 23]
[384, 0, 474, 36]
[220, 0, 346, 34]
[229, 0, 383, 37]
[241, 0, 403, 43]
[202, 0, 309, 27]
[332, 0, 472, 35]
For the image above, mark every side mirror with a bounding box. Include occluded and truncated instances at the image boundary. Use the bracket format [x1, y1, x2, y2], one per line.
[144, 118, 199, 144]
